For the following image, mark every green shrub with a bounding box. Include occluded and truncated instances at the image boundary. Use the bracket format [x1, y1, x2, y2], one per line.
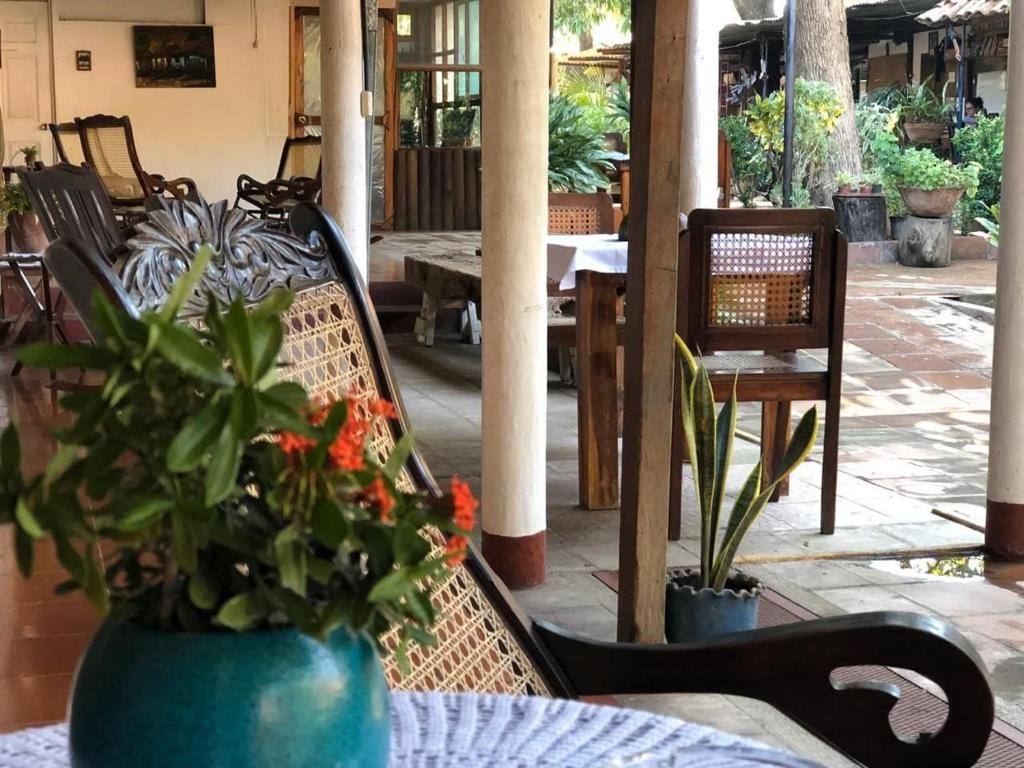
[719, 115, 769, 206]
[744, 79, 843, 203]
[900, 78, 951, 124]
[548, 94, 615, 192]
[952, 114, 1004, 210]
[891, 147, 980, 195]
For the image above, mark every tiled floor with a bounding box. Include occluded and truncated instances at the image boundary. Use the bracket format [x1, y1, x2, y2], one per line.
[1, 253, 1018, 765]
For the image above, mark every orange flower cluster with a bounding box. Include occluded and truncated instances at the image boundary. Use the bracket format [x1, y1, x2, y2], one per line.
[277, 395, 398, 474]
[444, 477, 478, 566]
[363, 474, 394, 523]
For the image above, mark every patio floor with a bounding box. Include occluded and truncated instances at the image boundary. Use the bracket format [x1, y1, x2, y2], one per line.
[383, 250, 1022, 760]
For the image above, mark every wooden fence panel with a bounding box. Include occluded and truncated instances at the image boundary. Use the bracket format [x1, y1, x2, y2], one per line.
[393, 148, 482, 231]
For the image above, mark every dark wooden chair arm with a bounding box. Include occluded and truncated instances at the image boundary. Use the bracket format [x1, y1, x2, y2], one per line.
[237, 174, 321, 207]
[534, 611, 993, 768]
[145, 172, 197, 202]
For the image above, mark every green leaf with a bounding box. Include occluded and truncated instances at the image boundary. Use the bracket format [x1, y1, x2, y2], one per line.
[149, 320, 230, 385]
[261, 381, 308, 409]
[15, 343, 113, 370]
[773, 406, 819, 483]
[80, 549, 110, 616]
[0, 423, 21, 485]
[250, 289, 294, 321]
[55, 538, 85, 582]
[383, 434, 414, 481]
[188, 568, 220, 610]
[204, 426, 243, 506]
[215, 590, 271, 631]
[692, 364, 717, 585]
[43, 445, 79, 491]
[255, 391, 317, 435]
[274, 528, 308, 598]
[405, 588, 435, 626]
[709, 379, 737, 566]
[394, 523, 429, 566]
[172, 514, 198, 574]
[116, 497, 173, 531]
[268, 586, 317, 634]
[223, 299, 255, 385]
[14, 525, 33, 577]
[167, 398, 229, 472]
[367, 569, 412, 603]
[229, 387, 258, 439]
[159, 245, 212, 321]
[15, 497, 45, 538]
[250, 318, 284, 383]
[311, 498, 348, 549]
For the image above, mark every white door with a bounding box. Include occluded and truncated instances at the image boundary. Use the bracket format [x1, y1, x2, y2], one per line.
[0, 0, 52, 165]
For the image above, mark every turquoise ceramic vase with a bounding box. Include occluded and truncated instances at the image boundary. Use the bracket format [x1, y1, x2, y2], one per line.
[69, 621, 390, 768]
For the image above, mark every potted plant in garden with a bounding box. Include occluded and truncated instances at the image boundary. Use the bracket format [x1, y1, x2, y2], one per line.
[835, 171, 855, 194]
[0, 181, 46, 253]
[0, 251, 476, 768]
[900, 79, 950, 145]
[665, 339, 817, 643]
[893, 147, 980, 218]
[17, 145, 40, 166]
[440, 100, 477, 147]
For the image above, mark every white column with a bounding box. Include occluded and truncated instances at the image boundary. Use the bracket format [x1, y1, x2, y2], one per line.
[321, 0, 369, 277]
[987, 2, 1024, 557]
[678, 0, 721, 214]
[479, 0, 549, 588]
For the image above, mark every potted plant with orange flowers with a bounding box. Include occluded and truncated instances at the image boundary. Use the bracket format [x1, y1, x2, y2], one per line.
[0, 250, 475, 768]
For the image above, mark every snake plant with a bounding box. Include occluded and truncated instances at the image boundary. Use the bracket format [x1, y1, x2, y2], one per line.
[676, 337, 818, 591]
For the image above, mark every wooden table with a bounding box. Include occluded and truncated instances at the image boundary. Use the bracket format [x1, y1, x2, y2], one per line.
[404, 251, 625, 511]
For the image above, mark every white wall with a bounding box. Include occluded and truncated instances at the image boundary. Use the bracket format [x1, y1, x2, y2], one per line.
[50, 0, 316, 202]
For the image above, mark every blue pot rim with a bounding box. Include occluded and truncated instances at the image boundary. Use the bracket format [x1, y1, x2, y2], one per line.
[666, 568, 762, 600]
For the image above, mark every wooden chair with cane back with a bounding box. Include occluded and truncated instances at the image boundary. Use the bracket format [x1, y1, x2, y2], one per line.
[235, 135, 322, 224]
[48, 122, 87, 167]
[670, 208, 846, 539]
[546, 191, 622, 383]
[40, 200, 993, 768]
[74, 114, 197, 221]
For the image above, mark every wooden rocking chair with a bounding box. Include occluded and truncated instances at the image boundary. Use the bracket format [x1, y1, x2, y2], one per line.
[234, 135, 322, 224]
[40, 201, 994, 768]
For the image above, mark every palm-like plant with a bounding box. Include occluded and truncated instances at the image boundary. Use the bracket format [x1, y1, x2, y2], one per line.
[676, 338, 818, 591]
[548, 95, 615, 193]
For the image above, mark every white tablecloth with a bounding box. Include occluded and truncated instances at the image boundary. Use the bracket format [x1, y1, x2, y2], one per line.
[0, 691, 821, 767]
[547, 234, 629, 291]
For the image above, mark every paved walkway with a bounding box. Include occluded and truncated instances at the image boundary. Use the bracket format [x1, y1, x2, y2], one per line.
[390, 257, 1024, 758]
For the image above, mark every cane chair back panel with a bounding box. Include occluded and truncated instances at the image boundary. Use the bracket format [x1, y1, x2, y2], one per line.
[17, 163, 127, 263]
[681, 208, 840, 353]
[548, 192, 615, 235]
[76, 116, 147, 204]
[49, 123, 86, 166]
[287, 204, 558, 696]
[279, 136, 322, 180]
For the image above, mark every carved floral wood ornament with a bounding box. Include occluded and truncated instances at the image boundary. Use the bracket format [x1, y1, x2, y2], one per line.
[121, 197, 336, 312]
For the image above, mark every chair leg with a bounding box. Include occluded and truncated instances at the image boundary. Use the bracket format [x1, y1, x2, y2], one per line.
[557, 348, 575, 385]
[761, 400, 791, 502]
[414, 293, 438, 346]
[820, 398, 840, 535]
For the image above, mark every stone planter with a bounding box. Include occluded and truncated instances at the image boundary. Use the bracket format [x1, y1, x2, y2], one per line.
[903, 121, 945, 144]
[898, 186, 965, 218]
[665, 568, 761, 643]
[833, 193, 888, 242]
[898, 215, 953, 268]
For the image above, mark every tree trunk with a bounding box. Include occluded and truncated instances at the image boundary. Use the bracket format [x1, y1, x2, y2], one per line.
[794, 0, 861, 205]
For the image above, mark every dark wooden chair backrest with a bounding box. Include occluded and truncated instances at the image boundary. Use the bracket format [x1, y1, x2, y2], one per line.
[75, 114, 151, 206]
[16, 163, 127, 262]
[679, 208, 846, 354]
[49, 122, 87, 166]
[548, 192, 615, 235]
[42, 238, 139, 343]
[277, 136, 322, 181]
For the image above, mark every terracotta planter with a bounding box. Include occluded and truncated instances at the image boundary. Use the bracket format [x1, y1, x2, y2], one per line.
[903, 121, 945, 144]
[6, 211, 48, 254]
[898, 186, 965, 218]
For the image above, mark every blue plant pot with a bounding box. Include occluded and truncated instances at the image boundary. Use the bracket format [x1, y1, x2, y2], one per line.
[665, 568, 761, 643]
[69, 621, 389, 768]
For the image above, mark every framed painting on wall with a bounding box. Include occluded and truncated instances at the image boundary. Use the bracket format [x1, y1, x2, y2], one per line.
[134, 25, 216, 88]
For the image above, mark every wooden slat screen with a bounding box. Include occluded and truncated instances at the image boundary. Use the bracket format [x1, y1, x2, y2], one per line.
[393, 148, 482, 231]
